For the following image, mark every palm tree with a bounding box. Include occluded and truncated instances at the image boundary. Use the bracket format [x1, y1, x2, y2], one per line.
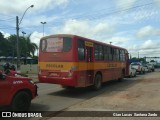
[25, 34, 38, 57]
[7, 34, 38, 57]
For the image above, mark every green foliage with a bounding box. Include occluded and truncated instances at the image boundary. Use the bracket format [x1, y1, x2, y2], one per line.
[0, 32, 10, 56]
[130, 57, 146, 63]
[150, 60, 155, 62]
[0, 32, 38, 58]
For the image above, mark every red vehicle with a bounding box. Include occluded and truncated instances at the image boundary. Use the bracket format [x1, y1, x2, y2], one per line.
[38, 34, 129, 90]
[0, 72, 37, 111]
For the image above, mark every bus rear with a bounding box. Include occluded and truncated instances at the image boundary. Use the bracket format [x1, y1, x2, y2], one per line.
[38, 34, 78, 87]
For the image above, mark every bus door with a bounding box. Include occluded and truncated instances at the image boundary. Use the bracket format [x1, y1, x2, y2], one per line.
[85, 46, 94, 86]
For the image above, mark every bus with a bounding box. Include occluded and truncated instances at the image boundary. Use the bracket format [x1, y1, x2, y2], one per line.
[38, 34, 129, 90]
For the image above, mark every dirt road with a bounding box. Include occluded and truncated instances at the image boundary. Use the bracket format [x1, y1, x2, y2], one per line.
[45, 69, 160, 120]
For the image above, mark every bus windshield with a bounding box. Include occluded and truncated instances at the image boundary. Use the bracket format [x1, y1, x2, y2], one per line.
[40, 37, 72, 52]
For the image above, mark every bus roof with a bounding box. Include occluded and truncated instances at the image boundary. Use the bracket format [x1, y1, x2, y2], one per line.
[41, 34, 128, 52]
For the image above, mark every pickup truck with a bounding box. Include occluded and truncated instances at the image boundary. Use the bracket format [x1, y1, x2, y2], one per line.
[129, 64, 137, 77]
[0, 72, 37, 111]
[130, 62, 145, 74]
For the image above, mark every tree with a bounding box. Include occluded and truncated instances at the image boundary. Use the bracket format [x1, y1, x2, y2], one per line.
[25, 34, 38, 57]
[7, 35, 17, 57]
[150, 60, 155, 62]
[7, 34, 38, 57]
[0, 32, 10, 56]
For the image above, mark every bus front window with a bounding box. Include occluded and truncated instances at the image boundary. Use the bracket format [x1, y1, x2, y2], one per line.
[40, 37, 72, 52]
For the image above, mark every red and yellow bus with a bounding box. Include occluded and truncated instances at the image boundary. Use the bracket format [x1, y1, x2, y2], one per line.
[38, 34, 129, 90]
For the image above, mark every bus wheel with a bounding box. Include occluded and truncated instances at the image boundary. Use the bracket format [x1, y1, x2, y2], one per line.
[11, 91, 31, 111]
[93, 74, 102, 90]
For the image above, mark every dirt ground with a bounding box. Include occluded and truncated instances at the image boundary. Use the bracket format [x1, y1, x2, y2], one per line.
[45, 69, 160, 120]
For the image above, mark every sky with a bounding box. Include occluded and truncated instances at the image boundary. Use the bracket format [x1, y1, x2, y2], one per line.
[0, 0, 160, 60]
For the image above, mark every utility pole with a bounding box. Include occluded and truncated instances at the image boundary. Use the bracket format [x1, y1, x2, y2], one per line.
[16, 5, 34, 71]
[16, 16, 20, 70]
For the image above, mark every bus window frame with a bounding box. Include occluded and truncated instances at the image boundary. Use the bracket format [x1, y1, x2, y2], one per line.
[94, 44, 104, 61]
[77, 39, 85, 61]
[40, 37, 72, 53]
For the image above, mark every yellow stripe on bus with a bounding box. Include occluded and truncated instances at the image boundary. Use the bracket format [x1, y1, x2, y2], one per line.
[39, 62, 125, 71]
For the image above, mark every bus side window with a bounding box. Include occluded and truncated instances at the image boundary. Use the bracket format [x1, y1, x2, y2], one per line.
[113, 48, 116, 61]
[120, 50, 125, 61]
[94, 44, 104, 60]
[109, 47, 113, 61]
[114, 49, 120, 61]
[104, 47, 108, 60]
[78, 40, 85, 60]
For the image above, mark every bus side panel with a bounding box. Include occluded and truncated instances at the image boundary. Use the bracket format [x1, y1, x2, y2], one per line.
[97, 68, 122, 83]
[76, 71, 87, 87]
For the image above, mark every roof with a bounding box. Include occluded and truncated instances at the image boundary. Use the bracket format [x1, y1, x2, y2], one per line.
[41, 34, 128, 52]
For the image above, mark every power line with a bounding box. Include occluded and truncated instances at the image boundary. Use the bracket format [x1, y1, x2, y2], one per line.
[0, 18, 15, 22]
[6, 1, 154, 32]
[0, 27, 15, 30]
[1, 1, 156, 34]
[45, 2, 154, 27]
[50, 1, 152, 22]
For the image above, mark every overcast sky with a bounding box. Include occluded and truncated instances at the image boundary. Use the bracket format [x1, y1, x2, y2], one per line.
[0, 0, 160, 60]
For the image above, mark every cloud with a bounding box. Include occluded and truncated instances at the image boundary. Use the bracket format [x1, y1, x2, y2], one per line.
[136, 26, 160, 38]
[0, 0, 69, 14]
[0, 30, 10, 38]
[127, 39, 160, 57]
[114, 0, 137, 11]
[154, 0, 160, 7]
[104, 36, 129, 46]
[141, 40, 160, 49]
[54, 19, 114, 40]
[30, 31, 44, 46]
[21, 15, 57, 28]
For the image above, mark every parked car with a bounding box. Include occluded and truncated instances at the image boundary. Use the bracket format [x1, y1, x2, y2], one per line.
[130, 62, 145, 74]
[143, 64, 150, 72]
[0, 71, 37, 111]
[129, 65, 136, 77]
[147, 63, 155, 72]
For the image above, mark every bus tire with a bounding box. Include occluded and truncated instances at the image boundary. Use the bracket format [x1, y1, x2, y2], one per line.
[11, 91, 31, 111]
[93, 74, 102, 90]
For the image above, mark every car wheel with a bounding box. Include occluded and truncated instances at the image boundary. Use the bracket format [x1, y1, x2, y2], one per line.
[11, 91, 31, 111]
[93, 74, 102, 90]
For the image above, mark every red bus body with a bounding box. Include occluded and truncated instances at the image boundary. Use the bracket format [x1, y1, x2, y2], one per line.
[38, 34, 129, 87]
